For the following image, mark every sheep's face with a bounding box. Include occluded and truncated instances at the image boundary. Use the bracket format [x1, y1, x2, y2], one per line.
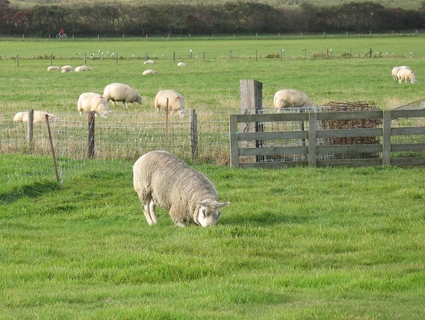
[196, 199, 230, 227]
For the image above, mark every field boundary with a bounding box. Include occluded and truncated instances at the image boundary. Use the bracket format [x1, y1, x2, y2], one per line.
[229, 109, 425, 168]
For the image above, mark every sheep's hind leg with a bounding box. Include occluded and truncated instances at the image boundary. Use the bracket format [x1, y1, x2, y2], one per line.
[148, 200, 158, 224]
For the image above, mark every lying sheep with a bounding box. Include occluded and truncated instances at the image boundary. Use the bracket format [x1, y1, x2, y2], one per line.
[102, 82, 142, 109]
[133, 150, 229, 227]
[154, 89, 185, 116]
[397, 67, 417, 84]
[142, 69, 158, 75]
[77, 92, 111, 118]
[177, 62, 188, 67]
[61, 65, 73, 72]
[273, 89, 312, 110]
[47, 66, 60, 71]
[75, 66, 92, 72]
[144, 59, 154, 64]
[13, 111, 59, 122]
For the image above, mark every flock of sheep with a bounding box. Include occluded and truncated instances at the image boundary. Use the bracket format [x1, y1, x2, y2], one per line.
[13, 62, 188, 123]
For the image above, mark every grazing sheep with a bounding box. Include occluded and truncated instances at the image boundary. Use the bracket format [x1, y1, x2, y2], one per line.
[392, 66, 411, 81]
[61, 65, 73, 72]
[77, 92, 111, 118]
[397, 67, 417, 84]
[75, 66, 92, 72]
[273, 89, 313, 110]
[133, 150, 229, 227]
[154, 89, 186, 116]
[13, 111, 59, 123]
[142, 69, 158, 75]
[177, 61, 188, 67]
[47, 66, 60, 71]
[102, 83, 142, 109]
[144, 59, 154, 64]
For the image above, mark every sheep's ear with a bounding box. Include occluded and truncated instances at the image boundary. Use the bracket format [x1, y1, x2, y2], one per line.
[219, 202, 230, 208]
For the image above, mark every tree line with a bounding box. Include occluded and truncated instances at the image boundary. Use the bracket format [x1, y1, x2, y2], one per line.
[1, 1, 425, 37]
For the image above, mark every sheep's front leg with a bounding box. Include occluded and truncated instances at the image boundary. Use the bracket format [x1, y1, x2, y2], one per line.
[142, 199, 158, 225]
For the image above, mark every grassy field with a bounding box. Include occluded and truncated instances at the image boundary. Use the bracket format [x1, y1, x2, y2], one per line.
[1, 35, 425, 115]
[1, 36, 425, 318]
[1, 154, 425, 319]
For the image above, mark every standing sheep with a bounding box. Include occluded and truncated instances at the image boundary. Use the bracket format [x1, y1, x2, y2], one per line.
[273, 89, 313, 110]
[102, 83, 142, 109]
[391, 66, 411, 81]
[13, 111, 59, 122]
[397, 68, 417, 84]
[77, 92, 111, 118]
[154, 89, 186, 116]
[133, 151, 229, 227]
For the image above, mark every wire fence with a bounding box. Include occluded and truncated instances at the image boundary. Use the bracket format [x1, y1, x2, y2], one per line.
[0, 110, 231, 166]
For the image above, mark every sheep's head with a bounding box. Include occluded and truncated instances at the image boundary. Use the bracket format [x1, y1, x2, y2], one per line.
[196, 199, 230, 227]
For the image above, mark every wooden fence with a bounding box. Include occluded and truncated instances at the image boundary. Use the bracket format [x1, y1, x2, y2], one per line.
[229, 109, 425, 168]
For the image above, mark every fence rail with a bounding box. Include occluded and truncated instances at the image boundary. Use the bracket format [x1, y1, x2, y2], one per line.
[229, 109, 425, 168]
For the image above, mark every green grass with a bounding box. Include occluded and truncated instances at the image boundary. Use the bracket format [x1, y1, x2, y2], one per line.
[1, 36, 424, 116]
[1, 154, 425, 318]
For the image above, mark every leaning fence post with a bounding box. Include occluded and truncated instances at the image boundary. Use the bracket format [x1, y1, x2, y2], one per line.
[45, 114, 60, 182]
[87, 112, 95, 159]
[190, 109, 198, 161]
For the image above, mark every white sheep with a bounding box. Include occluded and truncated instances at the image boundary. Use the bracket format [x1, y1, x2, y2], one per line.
[75, 66, 92, 72]
[13, 111, 59, 122]
[47, 66, 60, 71]
[273, 89, 312, 110]
[77, 92, 111, 118]
[133, 150, 229, 227]
[397, 67, 417, 84]
[177, 61, 188, 67]
[392, 66, 410, 81]
[142, 69, 158, 75]
[61, 65, 73, 72]
[102, 83, 142, 109]
[143, 59, 154, 64]
[154, 89, 186, 116]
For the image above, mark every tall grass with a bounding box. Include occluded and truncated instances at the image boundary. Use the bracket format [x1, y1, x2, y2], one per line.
[1, 154, 425, 318]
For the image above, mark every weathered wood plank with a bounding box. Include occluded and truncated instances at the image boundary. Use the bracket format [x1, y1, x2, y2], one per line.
[239, 146, 308, 156]
[317, 128, 382, 138]
[391, 143, 425, 152]
[316, 144, 381, 154]
[237, 131, 308, 141]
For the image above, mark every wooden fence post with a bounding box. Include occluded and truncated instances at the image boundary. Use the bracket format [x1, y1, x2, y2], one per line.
[308, 112, 317, 167]
[87, 112, 95, 159]
[382, 110, 391, 165]
[240, 79, 263, 162]
[27, 109, 34, 151]
[189, 109, 198, 161]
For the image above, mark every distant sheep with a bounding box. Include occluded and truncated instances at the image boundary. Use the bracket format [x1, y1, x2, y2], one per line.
[75, 66, 92, 72]
[13, 111, 59, 123]
[144, 60, 154, 64]
[77, 92, 111, 118]
[154, 89, 185, 116]
[61, 65, 73, 73]
[142, 69, 158, 75]
[273, 89, 312, 110]
[397, 67, 417, 84]
[47, 66, 60, 71]
[102, 83, 142, 109]
[133, 150, 229, 227]
[391, 66, 410, 81]
[177, 62, 188, 67]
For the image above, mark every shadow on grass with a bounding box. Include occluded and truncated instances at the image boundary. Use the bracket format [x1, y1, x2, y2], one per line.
[223, 210, 311, 227]
[0, 180, 60, 204]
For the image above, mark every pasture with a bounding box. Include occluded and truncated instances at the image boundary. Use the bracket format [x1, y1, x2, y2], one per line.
[1, 36, 425, 318]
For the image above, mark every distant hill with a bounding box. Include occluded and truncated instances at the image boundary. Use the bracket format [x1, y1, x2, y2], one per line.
[8, 0, 425, 11]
